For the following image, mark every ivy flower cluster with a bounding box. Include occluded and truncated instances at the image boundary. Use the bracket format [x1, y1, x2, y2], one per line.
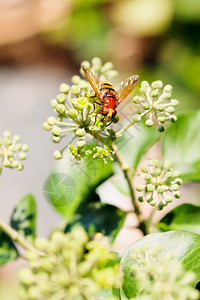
[43, 57, 119, 162]
[129, 244, 199, 300]
[133, 80, 179, 132]
[136, 159, 182, 210]
[0, 131, 29, 173]
[18, 227, 121, 300]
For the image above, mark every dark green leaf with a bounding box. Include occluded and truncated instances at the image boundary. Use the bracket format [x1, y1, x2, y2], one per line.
[121, 230, 200, 298]
[0, 229, 19, 266]
[65, 201, 126, 243]
[10, 194, 37, 245]
[158, 203, 200, 235]
[162, 111, 200, 182]
[44, 152, 113, 220]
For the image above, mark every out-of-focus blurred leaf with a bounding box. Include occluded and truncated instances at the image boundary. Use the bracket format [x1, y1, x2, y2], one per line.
[0, 229, 19, 266]
[10, 194, 37, 245]
[111, 0, 173, 37]
[174, 0, 200, 21]
[158, 204, 200, 235]
[44, 152, 114, 220]
[117, 119, 161, 169]
[121, 231, 200, 298]
[162, 111, 200, 181]
[65, 201, 126, 243]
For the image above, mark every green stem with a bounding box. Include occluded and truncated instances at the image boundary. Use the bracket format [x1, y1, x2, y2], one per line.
[0, 219, 42, 255]
[111, 143, 147, 235]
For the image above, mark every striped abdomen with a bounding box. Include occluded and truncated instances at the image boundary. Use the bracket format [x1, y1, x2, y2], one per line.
[99, 81, 118, 116]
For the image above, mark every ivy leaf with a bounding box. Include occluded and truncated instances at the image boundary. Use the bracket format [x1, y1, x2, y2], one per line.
[162, 111, 200, 182]
[121, 230, 200, 298]
[0, 229, 19, 266]
[65, 201, 126, 243]
[158, 203, 200, 235]
[10, 194, 37, 245]
[44, 151, 114, 220]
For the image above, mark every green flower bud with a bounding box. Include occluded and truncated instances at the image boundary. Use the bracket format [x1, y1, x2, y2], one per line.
[171, 99, 179, 106]
[3, 130, 11, 138]
[68, 109, 78, 119]
[35, 238, 49, 251]
[156, 202, 164, 210]
[133, 96, 142, 103]
[141, 81, 149, 88]
[4, 138, 12, 146]
[28, 286, 41, 299]
[59, 83, 70, 94]
[157, 186, 166, 194]
[92, 57, 102, 69]
[76, 128, 85, 137]
[147, 159, 154, 166]
[140, 87, 147, 94]
[77, 140, 86, 148]
[143, 103, 150, 110]
[18, 268, 35, 285]
[171, 184, 179, 191]
[157, 116, 166, 123]
[52, 136, 60, 143]
[71, 75, 81, 85]
[145, 119, 154, 127]
[18, 153, 27, 160]
[25, 251, 39, 261]
[154, 168, 161, 176]
[52, 127, 61, 137]
[22, 144, 29, 152]
[43, 122, 52, 131]
[17, 164, 23, 171]
[79, 80, 89, 89]
[16, 144, 22, 151]
[147, 197, 153, 203]
[151, 89, 159, 98]
[53, 150, 62, 159]
[106, 70, 118, 78]
[150, 200, 157, 206]
[145, 174, 152, 181]
[166, 106, 175, 114]
[146, 184, 155, 192]
[136, 185, 144, 192]
[151, 80, 163, 89]
[101, 62, 114, 73]
[138, 196, 144, 202]
[153, 159, 160, 167]
[133, 114, 141, 122]
[174, 191, 181, 198]
[40, 257, 54, 272]
[163, 92, 172, 100]
[166, 171, 173, 178]
[56, 104, 66, 114]
[50, 99, 57, 108]
[164, 195, 173, 203]
[113, 115, 119, 123]
[157, 104, 165, 111]
[7, 150, 14, 158]
[169, 115, 177, 123]
[164, 84, 172, 92]
[157, 124, 165, 132]
[71, 85, 81, 96]
[47, 116, 56, 126]
[3, 159, 11, 167]
[141, 166, 148, 173]
[12, 160, 20, 168]
[81, 60, 91, 69]
[56, 94, 65, 104]
[174, 178, 183, 185]
[13, 134, 21, 142]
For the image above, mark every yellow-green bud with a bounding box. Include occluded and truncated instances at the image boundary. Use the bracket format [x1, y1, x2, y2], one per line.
[143, 103, 150, 110]
[101, 62, 114, 73]
[71, 85, 81, 96]
[163, 92, 172, 100]
[4, 138, 12, 146]
[133, 96, 142, 103]
[59, 83, 70, 94]
[171, 99, 179, 106]
[22, 144, 29, 152]
[18, 153, 27, 160]
[155, 168, 161, 176]
[56, 94, 65, 104]
[151, 89, 159, 98]
[136, 185, 144, 192]
[92, 57, 102, 69]
[151, 80, 163, 89]
[12, 160, 19, 168]
[3, 130, 11, 138]
[174, 191, 181, 198]
[146, 184, 155, 192]
[81, 60, 91, 69]
[43, 122, 51, 131]
[50, 99, 57, 108]
[157, 186, 166, 194]
[141, 166, 148, 173]
[164, 195, 173, 203]
[157, 104, 165, 111]
[13, 134, 21, 142]
[68, 109, 78, 119]
[52, 127, 61, 137]
[171, 184, 179, 191]
[106, 70, 118, 78]
[77, 140, 86, 148]
[18, 268, 35, 285]
[56, 104, 66, 114]
[3, 159, 11, 167]
[35, 238, 49, 251]
[145, 119, 153, 127]
[133, 114, 141, 122]
[76, 128, 85, 137]
[53, 150, 62, 159]
[158, 116, 166, 123]
[7, 150, 14, 158]
[164, 84, 172, 92]
[71, 75, 81, 85]
[166, 106, 175, 114]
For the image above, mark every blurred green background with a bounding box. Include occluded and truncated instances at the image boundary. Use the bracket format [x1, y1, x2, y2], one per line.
[0, 0, 200, 299]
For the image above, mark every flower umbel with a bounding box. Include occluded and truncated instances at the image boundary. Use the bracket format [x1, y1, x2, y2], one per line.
[133, 80, 179, 131]
[0, 131, 29, 173]
[129, 244, 199, 300]
[18, 227, 121, 300]
[136, 159, 182, 210]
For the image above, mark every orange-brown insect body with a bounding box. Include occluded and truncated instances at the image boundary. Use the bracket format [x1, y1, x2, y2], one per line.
[99, 81, 118, 117]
